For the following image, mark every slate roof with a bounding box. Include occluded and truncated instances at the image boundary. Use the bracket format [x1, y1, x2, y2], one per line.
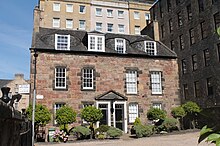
[32, 27, 177, 58]
[0, 80, 12, 89]
[95, 90, 128, 101]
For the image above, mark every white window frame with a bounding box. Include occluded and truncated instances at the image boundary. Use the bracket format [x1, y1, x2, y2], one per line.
[118, 24, 125, 33]
[66, 4, 73, 12]
[126, 70, 137, 94]
[129, 103, 138, 123]
[82, 68, 94, 90]
[107, 9, 113, 17]
[55, 67, 67, 89]
[145, 13, 150, 20]
[79, 5, 86, 13]
[95, 22, 102, 32]
[66, 19, 73, 29]
[53, 18, 60, 28]
[55, 34, 70, 50]
[118, 10, 124, 18]
[115, 38, 126, 54]
[96, 8, 102, 16]
[151, 71, 162, 94]
[145, 41, 157, 55]
[54, 103, 65, 124]
[134, 11, 140, 19]
[79, 20, 86, 30]
[153, 103, 162, 109]
[88, 35, 105, 52]
[107, 23, 113, 32]
[134, 26, 140, 35]
[53, 3, 60, 11]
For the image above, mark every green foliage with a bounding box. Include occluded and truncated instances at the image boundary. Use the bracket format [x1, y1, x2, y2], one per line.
[106, 127, 123, 138]
[59, 124, 68, 131]
[147, 108, 166, 121]
[56, 105, 76, 131]
[133, 117, 142, 126]
[217, 27, 220, 36]
[97, 134, 106, 139]
[95, 125, 110, 134]
[171, 106, 186, 119]
[71, 126, 91, 139]
[26, 104, 51, 126]
[81, 106, 103, 126]
[160, 118, 178, 132]
[134, 124, 153, 138]
[182, 101, 201, 115]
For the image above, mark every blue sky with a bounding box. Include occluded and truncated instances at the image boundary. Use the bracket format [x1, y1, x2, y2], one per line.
[0, 1, 38, 80]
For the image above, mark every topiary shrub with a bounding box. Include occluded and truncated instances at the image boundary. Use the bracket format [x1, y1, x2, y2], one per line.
[134, 124, 153, 138]
[160, 118, 178, 132]
[95, 125, 110, 139]
[147, 108, 166, 121]
[70, 126, 91, 140]
[171, 106, 186, 130]
[134, 117, 142, 126]
[107, 127, 123, 139]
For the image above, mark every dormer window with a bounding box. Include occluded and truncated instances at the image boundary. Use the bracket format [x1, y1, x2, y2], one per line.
[88, 34, 105, 52]
[145, 41, 157, 55]
[55, 34, 70, 50]
[115, 38, 126, 54]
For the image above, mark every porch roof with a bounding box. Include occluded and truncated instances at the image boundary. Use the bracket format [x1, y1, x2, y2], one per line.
[95, 90, 127, 101]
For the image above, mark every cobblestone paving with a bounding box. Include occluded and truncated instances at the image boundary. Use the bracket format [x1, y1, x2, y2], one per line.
[36, 132, 214, 146]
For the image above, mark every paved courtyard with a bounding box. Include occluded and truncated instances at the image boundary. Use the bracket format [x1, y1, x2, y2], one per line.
[36, 131, 214, 146]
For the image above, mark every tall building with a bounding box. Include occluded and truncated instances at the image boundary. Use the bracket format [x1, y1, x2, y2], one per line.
[143, 0, 220, 108]
[34, 0, 154, 34]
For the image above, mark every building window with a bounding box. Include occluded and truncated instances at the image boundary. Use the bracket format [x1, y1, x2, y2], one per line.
[66, 19, 73, 29]
[96, 8, 102, 16]
[198, 0, 204, 12]
[153, 103, 162, 109]
[169, 19, 173, 33]
[107, 9, 113, 17]
[159, 2, 164, 18]
[79, 5, 86, 13]
[207, 77, 213, 96]
[214, 12, 220, 30]
[187, 4, 192, 21]
[170, 40, 175, 51]
[66, 4, 73, 12]
[54, 103, 65, 124]
[118, 10, 124, 18]
[179, 35, 184, 50]
[145, 13, 150, 20]
[201, 21, 207, 39]
[167, 0, 171, 12]
[161, 25, 165, 38]
[88, 35, 105, 52]
[55, 67, 66, 89]
[204, 49, 210, 66]
[145, 41, 156, 55]
[192, 54, 198, 71]
[135, 26, 140, 35]
[134, 11, 140, 19]
[107, 23, 113, 32]
[53, 3, 60, 11]
[118, 24, 125, 33]
[189, 28, 195, 45]
[53, 18, 60, 28]
[79, 20, 86, 30]
[177, 12, 183, 27]
[183, 84, 188, 99]
[129, 103, 138, 123]
[115, 38, 126, 54]
[82, 68, 94, 90]
[151, 71, 162, 94]
[182, 59, 187, 74]
[96, 22, 102, 31]
[55, 34, 70, 50]
[126, 71, 137, 94]
[218, 43, 220, 62]
[194, 81, 200, 98]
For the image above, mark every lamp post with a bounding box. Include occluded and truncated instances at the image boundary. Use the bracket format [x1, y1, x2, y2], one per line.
[32, 49, 38, 146]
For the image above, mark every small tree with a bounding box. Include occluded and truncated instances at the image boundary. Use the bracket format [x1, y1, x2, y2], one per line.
[171, 106, 186, 130]
[182, 101, 201, 129]
[147, 108, 166, 121]
[81, 106, 103, 138]
[56, 105, 76, 132]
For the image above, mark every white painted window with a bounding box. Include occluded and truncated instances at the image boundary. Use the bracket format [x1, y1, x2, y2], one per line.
[55, 34, 70, 50]
[79, 20, 86, 30]
[118, 10, 124, 18]
[134, 11, 140, 19]
[129, 103, 138, 123]
[115, 38, 126, 54]
[66, 4, 73, 12]
[96, 8, 102, 16]
[145, 41, 157, 55]
[55, 67, 66, 89]
[107, 23, 113, 32]
[126, 71, 137, 94]
[82, 68, 94, 89]
[53, 3, 60, 11]
[79, 5, 86, 13]
[151, 71, 162, 94]
[53, 18, 60, 28]
[118, 24, 125, 33]
[107, 9, 113, 17]
[88, 35, 105, 52]
[145, 13, 150, 20]
[134, 26, 140, 35]
[54, 103, 65, 124]
[153, 103, 162, 109]
[66, 19, 73, 29]
[96, 22, 102, 31]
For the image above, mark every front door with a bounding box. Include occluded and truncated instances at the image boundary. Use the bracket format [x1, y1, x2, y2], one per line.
[115, 104, 124, 130]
